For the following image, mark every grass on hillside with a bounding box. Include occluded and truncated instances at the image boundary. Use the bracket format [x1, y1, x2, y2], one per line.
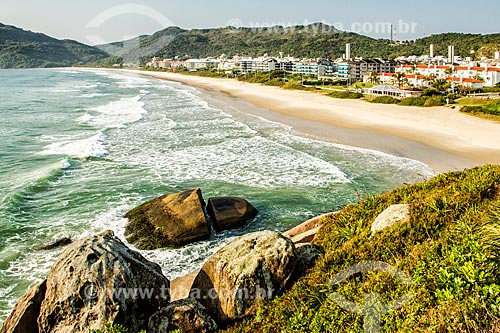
[225, 165, 500, 333]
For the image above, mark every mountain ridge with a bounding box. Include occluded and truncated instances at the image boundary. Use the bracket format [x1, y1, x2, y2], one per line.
[1, 22, 499, 69]
[96, 23, 500, 65]
[0, 23, 109, 68]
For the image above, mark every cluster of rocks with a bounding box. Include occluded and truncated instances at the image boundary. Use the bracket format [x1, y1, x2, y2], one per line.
[0, 189, 412, 333]
[1, 190, 325, 333]
[1, 229, 319, 333]
[124, 189, 258, 250]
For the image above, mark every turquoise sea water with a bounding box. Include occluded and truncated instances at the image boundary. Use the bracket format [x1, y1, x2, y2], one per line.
[0, 69, 434, 323]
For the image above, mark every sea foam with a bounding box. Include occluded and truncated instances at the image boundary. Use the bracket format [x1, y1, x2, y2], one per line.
[39, 132, 108, 159]
[81, 95, 147, 129]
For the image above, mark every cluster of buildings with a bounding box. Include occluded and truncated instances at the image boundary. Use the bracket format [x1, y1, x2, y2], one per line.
[365, 48, 500, 90]
[147, 43, 500, 92]
[146, 44, 397, 82]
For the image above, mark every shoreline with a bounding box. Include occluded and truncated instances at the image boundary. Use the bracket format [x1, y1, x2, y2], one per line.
[96, 68, 500, 173]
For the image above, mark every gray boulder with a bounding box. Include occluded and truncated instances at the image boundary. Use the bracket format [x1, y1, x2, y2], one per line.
[190, 231, 297, 324]
[125, 189, 210, 250]
[371, 204, 411, 235]
[148, 298, 216, 333]
[37, 231, 170, 333]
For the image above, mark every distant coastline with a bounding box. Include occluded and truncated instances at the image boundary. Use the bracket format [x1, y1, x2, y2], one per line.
[83, 68, 500, 173]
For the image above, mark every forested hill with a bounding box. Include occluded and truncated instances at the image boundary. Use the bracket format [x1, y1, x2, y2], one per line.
[99, 23, 500, 64]
[0, 23, 109, 68]
[157, 27, 500, 60]
[1, 21, 499, 68]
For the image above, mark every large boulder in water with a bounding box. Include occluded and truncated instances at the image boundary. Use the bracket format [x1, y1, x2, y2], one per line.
[0, 281, 46, 333]
[207, 197, 258, 232]
[190, 231, 297, 324]
[124, 189, 210, 250]
[35, 231, 170, 333]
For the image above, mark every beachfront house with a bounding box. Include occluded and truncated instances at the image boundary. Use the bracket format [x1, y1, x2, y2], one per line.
[363, 85, 422, 99]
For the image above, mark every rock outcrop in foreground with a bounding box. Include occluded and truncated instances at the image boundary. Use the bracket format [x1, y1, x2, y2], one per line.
[190, 231, 297, 324]
[2, 227, 318, 332]
[1, 231, 170, 333]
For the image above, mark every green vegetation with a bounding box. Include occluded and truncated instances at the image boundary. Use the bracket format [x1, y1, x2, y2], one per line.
[461, 102, 500, 117]
[282, 81, 309, 90]
[423, 96, 446, 107]
[93, 23, 500, 65]
[224, 165, 500, 333]
[482, 86, 500, 93]
[89, 323, 146, 333]
[369, 95, 445, 107]
[328, 91, 364, 99]
[398, 96, 445, 107]
[368, 96, 400, 104]
[89, 55, 124, 68]
[140, 26, 500, 61]
[456, 97, 497, 107]
[399, 97, 428, 106]
[0, 23, 108, 68]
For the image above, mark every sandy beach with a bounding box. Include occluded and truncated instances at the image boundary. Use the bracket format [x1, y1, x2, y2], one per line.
[113, 69, 500, 173]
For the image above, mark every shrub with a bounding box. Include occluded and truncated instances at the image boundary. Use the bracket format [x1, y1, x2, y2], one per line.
[461, 105, 484, 113]
[399, 96, 427, 106]
[264, 78, 285, 87]
[369, 96, 400, 104]
[328, 91, 364, 99]
[282, 81, 307, 90]
[90, 323, 146, 333]
[483, 102, 500, 116]
[424, 96, 445, 107]
[461, 103, 500, 116]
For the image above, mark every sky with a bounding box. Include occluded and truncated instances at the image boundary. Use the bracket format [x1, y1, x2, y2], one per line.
[1, 0, 499, 45]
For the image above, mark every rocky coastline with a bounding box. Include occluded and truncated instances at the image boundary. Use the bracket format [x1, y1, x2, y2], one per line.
[0, 190, 326, 333]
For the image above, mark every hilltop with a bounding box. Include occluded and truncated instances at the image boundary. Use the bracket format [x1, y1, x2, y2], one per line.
[0, 23, 109, 68]
[97, 23, 500, 65]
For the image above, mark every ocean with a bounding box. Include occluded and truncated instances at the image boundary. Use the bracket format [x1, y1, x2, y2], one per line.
[0, 68, 434, 323]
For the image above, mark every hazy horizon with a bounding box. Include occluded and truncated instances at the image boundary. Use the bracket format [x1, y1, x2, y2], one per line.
[1, 0, 499, 46]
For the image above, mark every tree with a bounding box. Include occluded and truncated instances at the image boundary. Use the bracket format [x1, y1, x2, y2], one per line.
[369, 71, 380, 84]
[393, 72, 408, 89]
[431, 78, 451, 94]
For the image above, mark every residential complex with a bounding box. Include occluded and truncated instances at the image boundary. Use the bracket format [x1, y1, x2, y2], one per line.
[147, 55, 396, 81]
[147, 43, 500, 91]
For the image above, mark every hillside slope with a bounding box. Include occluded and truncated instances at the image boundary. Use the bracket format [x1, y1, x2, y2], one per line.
[0, 23, 109, 68]
[98, 23, 500, 64]
[225, 165, 500, 333]
[96, 26, 185, 65]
